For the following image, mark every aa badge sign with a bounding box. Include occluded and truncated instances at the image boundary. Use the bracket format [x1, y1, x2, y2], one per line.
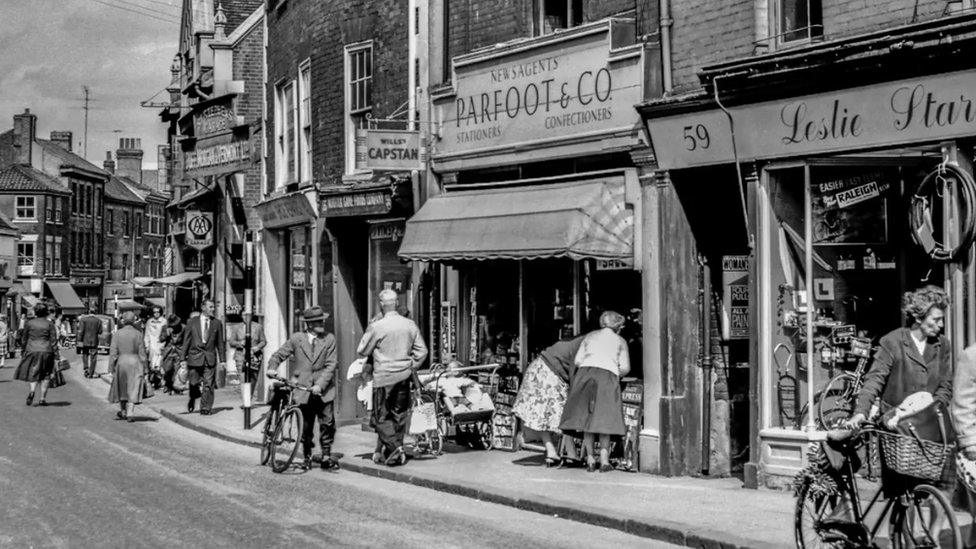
[185, 210, 214, 251]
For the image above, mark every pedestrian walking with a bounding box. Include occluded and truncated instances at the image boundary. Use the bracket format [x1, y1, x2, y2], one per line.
[77, 303, 103, 378]
[144, 306, 166, 376]
[357, 289, 428, 466]
[14, 303, 61, 407]
[0, 317, 9, 368]
[179, 299, 224, 415]
[107, 310, 151, 422]
[512, 334, 585, 467]
[228, 314, 266, 385]
[159, 314, 184, 394]
[266, 306, 339, 470]
[559, 310, 631, 473]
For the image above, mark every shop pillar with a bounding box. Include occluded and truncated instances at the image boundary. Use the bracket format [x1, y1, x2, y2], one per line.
[638, 167, 663, 473]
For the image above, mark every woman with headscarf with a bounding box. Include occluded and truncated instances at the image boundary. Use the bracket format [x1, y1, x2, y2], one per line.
[14, 303, 60, 406]
[559, 310, 631, 473]
[107, 310, 150, 421]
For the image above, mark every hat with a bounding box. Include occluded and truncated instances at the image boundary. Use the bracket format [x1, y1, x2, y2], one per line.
[302, 306, 328, 323]
[166, 314, 182, 328]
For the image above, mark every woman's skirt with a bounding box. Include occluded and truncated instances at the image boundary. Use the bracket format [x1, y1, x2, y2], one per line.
[0, 338, 9, 356]
[14, 351, 55, 382]
[512, 357, 568, 432]
[559, 367, 626, 437]
[108, 360, 145, 404]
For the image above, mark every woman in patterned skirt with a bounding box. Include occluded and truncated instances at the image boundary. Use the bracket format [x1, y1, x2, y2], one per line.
[14, 303, 60, 406]
[512, 334, 585, 467]
[0, 317, 9, 368]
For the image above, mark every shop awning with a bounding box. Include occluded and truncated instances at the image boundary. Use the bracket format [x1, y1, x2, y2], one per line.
[45, 281, 85, 314]
[131, 276, 156, 287]
[153, 272, 204, 285]
[21, 294, 39, 308]
[398, 178, 634, 261]
[145, 297, 166, 308]
[172, 184, 215, 209]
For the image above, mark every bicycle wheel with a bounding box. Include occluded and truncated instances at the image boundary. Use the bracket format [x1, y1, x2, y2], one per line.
[259, 407, 279, 466]
[794, 476, 847, 548]
[817, 373, 856, 429]
[270, 408, 304, 473]
[890, 484, 962, 549]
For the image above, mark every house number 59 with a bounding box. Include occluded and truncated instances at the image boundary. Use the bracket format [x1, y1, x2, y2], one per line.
[682, 124, 710, 151]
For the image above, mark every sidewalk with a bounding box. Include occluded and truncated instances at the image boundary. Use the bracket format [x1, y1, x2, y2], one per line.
[92, 365, 793, 548]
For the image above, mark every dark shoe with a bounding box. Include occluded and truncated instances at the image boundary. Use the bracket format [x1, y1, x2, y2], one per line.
[599, 462, 613, 473]
[127, 417, 136, 423]
[199, 409, 211, 416]
[544, 456, 560, 468]
[301, 456, 313, 470]
[385, 446, 407, 467]
[560, 458, 585, 469]
[187, 399, 196, 413]
[320, 457, 340, 470]
[36, 399, 47, 407]
[25, 392, 34, 406]
[371, 451, 385, 464]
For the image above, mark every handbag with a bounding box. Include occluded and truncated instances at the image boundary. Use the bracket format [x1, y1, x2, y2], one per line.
[57, 358, 71, 371]
[49, 369, 66, 389]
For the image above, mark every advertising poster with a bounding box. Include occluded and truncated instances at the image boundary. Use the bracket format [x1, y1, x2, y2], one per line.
[721, 255, 750, 340]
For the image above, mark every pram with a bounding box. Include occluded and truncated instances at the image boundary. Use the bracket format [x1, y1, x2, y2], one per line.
[409, 363, 500, 456]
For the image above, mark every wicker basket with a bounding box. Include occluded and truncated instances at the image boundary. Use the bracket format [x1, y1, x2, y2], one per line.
[878, 430, 952, 481]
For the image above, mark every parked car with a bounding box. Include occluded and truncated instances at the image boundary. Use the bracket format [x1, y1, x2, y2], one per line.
[95, 314, 115, 355]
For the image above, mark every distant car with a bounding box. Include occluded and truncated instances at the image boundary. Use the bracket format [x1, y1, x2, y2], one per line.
[95, 314, 115, 355]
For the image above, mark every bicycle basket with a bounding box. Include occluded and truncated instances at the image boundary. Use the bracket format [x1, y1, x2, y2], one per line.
[878, 430, 952, 481]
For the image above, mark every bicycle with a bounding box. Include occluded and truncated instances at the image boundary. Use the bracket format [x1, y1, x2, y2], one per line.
[794, 421, 961, 548]
[259, 374, 307, 473]
[814, 337, 874, 429]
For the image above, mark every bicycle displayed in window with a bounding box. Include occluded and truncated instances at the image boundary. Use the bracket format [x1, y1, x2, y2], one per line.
[260, 374, 307, 473]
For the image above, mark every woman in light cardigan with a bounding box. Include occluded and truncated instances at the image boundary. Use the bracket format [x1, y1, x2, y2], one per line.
[559, 311, 630, 472]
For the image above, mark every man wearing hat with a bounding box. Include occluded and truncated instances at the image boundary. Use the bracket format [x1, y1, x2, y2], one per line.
[266, 306, 339, 470]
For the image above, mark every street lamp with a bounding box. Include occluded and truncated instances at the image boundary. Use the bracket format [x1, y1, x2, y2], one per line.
[242, 229, 255, 429]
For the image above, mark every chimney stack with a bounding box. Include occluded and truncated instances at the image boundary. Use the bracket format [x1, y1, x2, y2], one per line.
[115, 137, 143, 183]
[12, 109, 37, 165]
[50, 131, 73, 152]
[103, 151, 115, 174]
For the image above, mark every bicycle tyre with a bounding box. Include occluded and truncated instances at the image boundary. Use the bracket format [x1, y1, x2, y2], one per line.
[794, 475, 845, 549]
[890, 484, 962, 549]
[270, 408, 304, 473]
[259, 407, 279, 466]
[817, 373, 856, 429]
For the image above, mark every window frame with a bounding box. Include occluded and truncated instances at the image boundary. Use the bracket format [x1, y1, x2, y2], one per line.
[771, 0, 823, 47]
[299, 60, 313, 185]
[15, 196, 36, 221]
[274, 79, 299, 187]
[344, 41, 374, 174]
[54, 236, 62, 274]
[17, 242, 35, 269]
[347, 44, 373, 114]
[537, 0, 583, 36]
[106, 209, 114, 235]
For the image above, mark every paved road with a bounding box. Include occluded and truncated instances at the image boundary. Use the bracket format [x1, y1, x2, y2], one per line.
[0, 355, 678, 548]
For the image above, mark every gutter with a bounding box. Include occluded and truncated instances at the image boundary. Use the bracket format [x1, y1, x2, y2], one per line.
[659, 0, 673, 93]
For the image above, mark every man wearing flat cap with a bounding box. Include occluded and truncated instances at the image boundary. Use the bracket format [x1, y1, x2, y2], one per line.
[267, 306, 339, 470]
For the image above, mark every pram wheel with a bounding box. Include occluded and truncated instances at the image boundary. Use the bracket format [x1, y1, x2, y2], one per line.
[476, 420, 493, 450]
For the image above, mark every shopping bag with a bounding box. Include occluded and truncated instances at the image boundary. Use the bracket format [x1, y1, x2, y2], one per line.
[408, 396, 437, 435]
[48, 369, 66, 389]
[173, 363, 188, 391]
[56, 358, 71, 371]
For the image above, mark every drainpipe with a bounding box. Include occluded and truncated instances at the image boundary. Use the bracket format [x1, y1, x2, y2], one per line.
[659, 0, 674, 93]
[700, 255, 713, 476]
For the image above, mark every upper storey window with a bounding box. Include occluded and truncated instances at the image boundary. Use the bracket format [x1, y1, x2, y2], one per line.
[777, 0, 823, 45]
[538, 0, 583, 35]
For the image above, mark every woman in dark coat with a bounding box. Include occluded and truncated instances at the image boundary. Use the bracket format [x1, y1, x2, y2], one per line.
[107, 310, 150, 421]
[159, 314, 184, 394]
[14, 303, 60, 406]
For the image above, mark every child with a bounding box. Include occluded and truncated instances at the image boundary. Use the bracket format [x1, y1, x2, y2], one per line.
[428, 361, 493, 414]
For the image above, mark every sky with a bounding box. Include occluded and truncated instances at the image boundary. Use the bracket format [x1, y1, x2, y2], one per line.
[0, 0, 181, 169]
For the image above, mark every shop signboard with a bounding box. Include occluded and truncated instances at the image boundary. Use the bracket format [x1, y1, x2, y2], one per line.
[185, 210, 214, 250]
[69, 276, 103, 286]
[646, 68, 976, 170]
[595, 258, 633, 271]
[192, 96, 237, 136]
[436, 20, 643, 162]
[364, 130, 422, 171]
[321, 189, 393, 217]
[255, 192, 316, 229]
[721, 255, 749, 340]
[184, 132, 254, 178]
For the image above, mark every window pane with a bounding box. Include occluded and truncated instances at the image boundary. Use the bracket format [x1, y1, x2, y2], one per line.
[364, 49, 371, 78]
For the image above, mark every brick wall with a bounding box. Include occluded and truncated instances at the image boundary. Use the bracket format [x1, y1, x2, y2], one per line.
[669, 0, 957, 92]
[231, 19, 265, 230]
[266, 0, 411, 188]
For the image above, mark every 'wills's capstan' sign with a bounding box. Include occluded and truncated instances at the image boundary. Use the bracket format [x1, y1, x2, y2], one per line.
[363, 130, 422, 170]
[645, 68, 976, 170]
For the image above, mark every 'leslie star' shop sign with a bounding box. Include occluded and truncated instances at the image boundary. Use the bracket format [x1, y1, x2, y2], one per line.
[645, 68, 976, 170]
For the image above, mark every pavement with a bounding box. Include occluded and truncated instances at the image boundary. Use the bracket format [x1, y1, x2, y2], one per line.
[0, 352, 682, 549]
[81, 355, 796, 548]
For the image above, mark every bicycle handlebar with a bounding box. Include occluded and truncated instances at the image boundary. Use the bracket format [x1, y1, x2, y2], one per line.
[265, 373, 312, 393]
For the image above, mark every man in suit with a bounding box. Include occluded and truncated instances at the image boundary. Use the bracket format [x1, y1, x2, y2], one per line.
[357, 289, 428, 466]
[267, 306, 339, 470]
[77, 303, 103, 378]
[179, 299, 225, 415]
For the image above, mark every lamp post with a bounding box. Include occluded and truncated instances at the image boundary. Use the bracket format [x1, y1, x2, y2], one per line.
[242, 230, 255, 430]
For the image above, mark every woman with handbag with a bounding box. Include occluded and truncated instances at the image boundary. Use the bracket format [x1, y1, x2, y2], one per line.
[159, 314, 185, 394]
[14, 303, 60, 406]
[107, 310, 152, 422]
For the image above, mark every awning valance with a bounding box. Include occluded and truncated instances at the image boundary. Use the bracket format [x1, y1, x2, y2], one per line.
[153, 272, 204, 286]
[46, 281, 85, 314]
[398, 178, 633, 262]
[131, 277, 156, 288]
[145, 297, 166, 308]
[21, 294, 39, 309]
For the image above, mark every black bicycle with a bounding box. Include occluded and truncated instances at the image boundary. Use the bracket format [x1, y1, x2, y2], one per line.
[260, 374, 307, 473]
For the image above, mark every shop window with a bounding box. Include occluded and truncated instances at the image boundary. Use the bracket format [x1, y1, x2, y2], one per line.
[15, 196, 36, 220]
[274, 80, 298, 187]
[288, 226, 312, 334]
[775, 0, 823, 45]
[368, 220, 411, 320]
[537, 0, 583, 35]
[299, 61, 312, 184]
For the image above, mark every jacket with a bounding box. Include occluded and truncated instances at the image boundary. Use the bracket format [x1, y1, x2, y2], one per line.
[952, 345, 976, 449]
[855, 327, 953, 418]
[160, 325, 184, 369]
[76, 314, 103, 348]
[108, 324, 148, 376]
[356, 311, 428, 388]
[180, 315, 225, 367]
[19, 317, 58, 355]
[267, 331, 338, 404]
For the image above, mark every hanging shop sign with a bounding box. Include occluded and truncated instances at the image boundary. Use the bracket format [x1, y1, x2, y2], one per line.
[595, 258, 633, 271]
[721, 255, 749, 340]
[183, 133, 254, 178]
[369, 221, 405, 241]
[185, 210, 215, 250]
[193, 97, 237, 137]
[321, 188, 394, 217]
[255, 192, 317, 229]
[363, 129, 423, 171]
[646, 68, 976, 170]
[436, 19, 643, 163]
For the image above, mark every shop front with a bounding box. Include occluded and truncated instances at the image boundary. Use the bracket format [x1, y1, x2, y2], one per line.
[640, 20, 976, 487]
[406, 18, 660, 470]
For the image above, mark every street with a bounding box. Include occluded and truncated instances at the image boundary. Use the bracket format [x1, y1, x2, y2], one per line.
[0, 355, 677, 548]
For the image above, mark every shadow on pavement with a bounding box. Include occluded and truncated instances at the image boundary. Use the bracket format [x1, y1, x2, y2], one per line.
[206, 406, 235, 416]
[127, 416, 159, 423]
[40, 401, 72, 407]
[511, 454, 546, 467]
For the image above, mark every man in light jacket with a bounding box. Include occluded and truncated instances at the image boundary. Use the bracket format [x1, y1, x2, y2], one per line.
[267, 306, 338, 470]
[357, 289, 427, 466]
